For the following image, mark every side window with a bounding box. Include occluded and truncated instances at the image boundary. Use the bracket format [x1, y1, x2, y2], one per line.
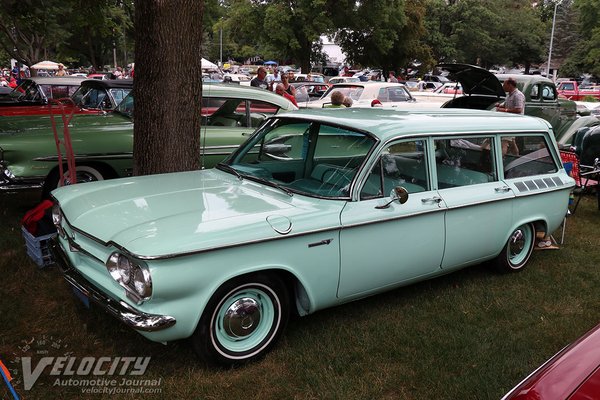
[542, 85, 556, 101]
[502, 135, 558, 178]
[360, 139, 428, 200]
[530, 84, 540, 100]
[434, 137, 497, 189]
[248, 100, 279, 127]
[201, 98, 245, 127]
[50, 85, 70, 99]
[563, 82, 575, 91]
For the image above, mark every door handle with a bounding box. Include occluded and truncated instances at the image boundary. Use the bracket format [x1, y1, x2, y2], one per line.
[421, 196, 442, 204]
[495, 186, 511, 193]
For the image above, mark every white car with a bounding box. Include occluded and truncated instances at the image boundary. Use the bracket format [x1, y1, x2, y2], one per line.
[327, 76, 361, 85]
[223, 73, 252, 86]
[304, 82, 436, 109]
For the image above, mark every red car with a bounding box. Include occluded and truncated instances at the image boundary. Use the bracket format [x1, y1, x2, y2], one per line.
[502, 322, 600, 399]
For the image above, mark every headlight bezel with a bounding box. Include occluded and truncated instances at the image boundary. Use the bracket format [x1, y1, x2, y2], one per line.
[106, 252, 152, 303]
[51, 203, 66, 238]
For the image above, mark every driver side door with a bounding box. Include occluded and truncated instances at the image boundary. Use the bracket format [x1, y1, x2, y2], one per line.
[338, 138, 446, 299]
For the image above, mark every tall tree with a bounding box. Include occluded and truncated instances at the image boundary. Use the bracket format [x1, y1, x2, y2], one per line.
[561, 0, 600, 77]
[0, 0, 72, 67]
[133, 0, 203, 175]
[332, 0, 432, 74]
[262, 0, 330, 72]
[66, 1, 134, 69]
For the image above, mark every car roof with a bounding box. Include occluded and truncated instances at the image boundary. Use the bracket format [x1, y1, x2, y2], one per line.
[24, 76, 87, 85]
[201, 83, 298, 110]
[276, 108, 550, 142]
[80, 79, 133, 89]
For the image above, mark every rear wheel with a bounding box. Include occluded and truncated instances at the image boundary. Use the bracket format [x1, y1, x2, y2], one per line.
[494, 223, 535, 273]
[192, 274, 289, 366]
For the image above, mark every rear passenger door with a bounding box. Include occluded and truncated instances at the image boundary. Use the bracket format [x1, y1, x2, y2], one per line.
[338, 138, 446, 299]
[433, 136, 514, 269]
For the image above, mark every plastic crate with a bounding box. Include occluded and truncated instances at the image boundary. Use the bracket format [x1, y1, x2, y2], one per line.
[21, 225, 57, 268]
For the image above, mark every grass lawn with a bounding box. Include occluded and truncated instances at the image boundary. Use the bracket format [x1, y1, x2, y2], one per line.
[1, 190, 599, 400]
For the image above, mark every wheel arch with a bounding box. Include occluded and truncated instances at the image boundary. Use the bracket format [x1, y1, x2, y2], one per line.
[42, 161, 118, 196]
[191, 267, 312, 334]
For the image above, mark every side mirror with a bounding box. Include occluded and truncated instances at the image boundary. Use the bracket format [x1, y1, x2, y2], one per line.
[375, 186, 409, 209]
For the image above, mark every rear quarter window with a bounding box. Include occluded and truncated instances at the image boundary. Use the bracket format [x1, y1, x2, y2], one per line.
[502, 135, 558, 178]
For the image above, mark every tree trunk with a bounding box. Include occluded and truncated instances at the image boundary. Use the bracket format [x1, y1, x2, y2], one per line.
[133, 0, 203, 176]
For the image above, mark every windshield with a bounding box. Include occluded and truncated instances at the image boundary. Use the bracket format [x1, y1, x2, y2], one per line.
[9, 80, 39, 101]
[115, 91, 134, 117]
[321, 85, 365, 101]
[221, 118, 376, 199]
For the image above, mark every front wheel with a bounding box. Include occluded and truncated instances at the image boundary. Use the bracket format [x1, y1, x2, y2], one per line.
[192, 274, 289, 366]
[42, 164, 111, 198]
[494, 223, 535, 273]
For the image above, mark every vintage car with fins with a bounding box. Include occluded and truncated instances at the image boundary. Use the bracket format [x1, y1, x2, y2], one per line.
[0, 83, 297, 196]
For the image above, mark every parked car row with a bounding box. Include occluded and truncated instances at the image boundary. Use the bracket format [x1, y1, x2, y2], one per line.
[0, 84, 297, 196]
[2, 66, 598, 375]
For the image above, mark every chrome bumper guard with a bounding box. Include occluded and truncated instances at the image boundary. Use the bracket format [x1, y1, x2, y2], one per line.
[50, 238, 176, 332]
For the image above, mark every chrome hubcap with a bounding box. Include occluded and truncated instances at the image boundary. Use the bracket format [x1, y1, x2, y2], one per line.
[223, 297, 261, 338]
[509, 229, 525, 256]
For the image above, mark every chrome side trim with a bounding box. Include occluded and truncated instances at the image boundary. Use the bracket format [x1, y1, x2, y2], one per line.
[50, 238, 176, 332]
[56, 183, 572, 262]
[33, 153, 133, 162]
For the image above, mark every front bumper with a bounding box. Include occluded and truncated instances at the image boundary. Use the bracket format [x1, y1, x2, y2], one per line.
[50, 238, 176, 332]
[0, 169, 43, 191]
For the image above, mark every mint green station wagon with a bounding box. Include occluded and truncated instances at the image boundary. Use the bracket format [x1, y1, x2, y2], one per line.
[50, 108, 573, 365]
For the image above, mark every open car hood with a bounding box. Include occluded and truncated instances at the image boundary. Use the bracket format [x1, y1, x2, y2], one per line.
[437, 64, 505, 98]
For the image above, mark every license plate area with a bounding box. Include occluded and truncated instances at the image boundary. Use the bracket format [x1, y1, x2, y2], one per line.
[71, 286, 90, 308]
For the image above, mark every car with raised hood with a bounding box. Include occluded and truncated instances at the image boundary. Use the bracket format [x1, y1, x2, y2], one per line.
[0, 84, 297, 196]
[51, 108, 573, 366]
[435, 64, 600, 147]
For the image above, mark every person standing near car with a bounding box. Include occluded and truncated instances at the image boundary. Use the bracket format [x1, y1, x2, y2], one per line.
[275, 83, 298, 107]
[496, 77, 525, 114]
[388, 71, 398, 83]
[56, 64, 67, 76]
[250, 67, 269, 90]
[280, 73, 296, 97]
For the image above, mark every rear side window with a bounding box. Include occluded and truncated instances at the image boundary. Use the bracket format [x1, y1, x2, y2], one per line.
[542, 85, 556, 101]
[434, 137, 497, 188]
[502, 135, 558, 178]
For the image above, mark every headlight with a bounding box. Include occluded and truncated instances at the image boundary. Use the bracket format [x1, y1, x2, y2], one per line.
[106, 252, 152, 302]
[52, 204, 66, 238]
[132, 265, 152, 298]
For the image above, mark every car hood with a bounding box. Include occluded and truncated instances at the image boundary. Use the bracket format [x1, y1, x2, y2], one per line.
[53, 169, 341, 258]
[437, 64, 505, 98]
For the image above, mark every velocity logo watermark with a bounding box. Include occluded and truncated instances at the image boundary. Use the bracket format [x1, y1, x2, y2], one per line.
[22, 356, 153, 390]
[8, 336, 162, 395]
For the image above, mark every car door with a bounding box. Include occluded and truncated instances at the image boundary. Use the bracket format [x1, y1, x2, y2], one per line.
[338, 138, 446, 299]
[433, 136, 514, 269]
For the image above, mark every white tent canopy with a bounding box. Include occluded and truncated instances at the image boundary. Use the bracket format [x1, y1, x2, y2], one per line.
[201, 58, 218, 70]
[30, 60, 62, 70]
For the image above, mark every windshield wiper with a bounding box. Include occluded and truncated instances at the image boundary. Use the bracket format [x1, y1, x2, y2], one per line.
[216, 162, 243, 180]
[246, 176, 294, 197]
